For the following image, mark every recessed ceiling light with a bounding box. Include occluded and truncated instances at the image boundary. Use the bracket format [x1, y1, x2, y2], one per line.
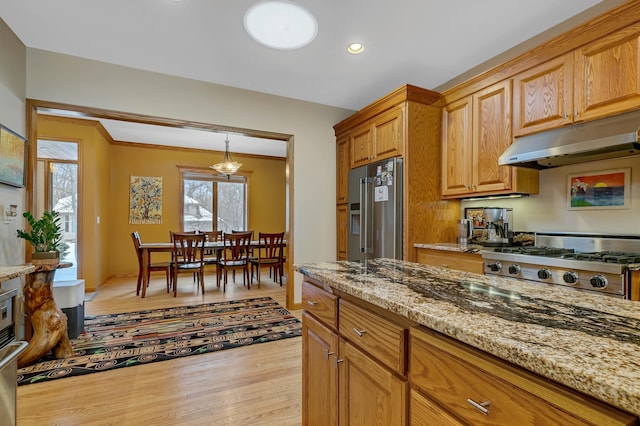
[347, 43, 364, 55]
[244, 1, 318, 50]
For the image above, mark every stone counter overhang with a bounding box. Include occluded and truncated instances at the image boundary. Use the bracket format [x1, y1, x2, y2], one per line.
[295, 258, 640, 417]
[0, 265, 35, 284]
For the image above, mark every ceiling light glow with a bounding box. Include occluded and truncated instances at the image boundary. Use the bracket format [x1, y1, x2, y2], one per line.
[244, 1, 318, 50]
[347, 43, 364, 54]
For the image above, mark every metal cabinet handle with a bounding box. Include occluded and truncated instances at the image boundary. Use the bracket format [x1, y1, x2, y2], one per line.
[353, 327, 366, 337]
[334, 357, 344, 368]
[324, 348, 335, 360]
[306, 300, 317, 306]
[467, 399, 490, 415]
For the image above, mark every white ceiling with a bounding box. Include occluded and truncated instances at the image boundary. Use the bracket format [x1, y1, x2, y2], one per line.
[0, 0, 616, 156]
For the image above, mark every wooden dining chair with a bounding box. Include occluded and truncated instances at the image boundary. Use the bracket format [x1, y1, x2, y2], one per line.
[250, 232, 285, 288]
[202, 231, 223, 284]
[217, 232, 252, 292]
[171, 232, 206, 297]
[131, 231, 172, 298]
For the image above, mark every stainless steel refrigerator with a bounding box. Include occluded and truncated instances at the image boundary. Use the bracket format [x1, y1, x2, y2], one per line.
[347, 157, 403, 262]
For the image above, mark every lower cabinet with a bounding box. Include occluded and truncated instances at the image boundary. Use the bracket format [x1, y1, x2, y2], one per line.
[416, 247, 484, 275]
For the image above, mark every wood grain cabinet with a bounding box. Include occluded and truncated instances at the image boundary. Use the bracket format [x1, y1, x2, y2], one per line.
[336, 204, 348, 261]
[416, 248, 484, 275]
[334, 84, 460, 262]
[442, 80, 539, 198]
[336, 135, 350, 204]
[514, 23, 640, 137]
[410, 327, 637, 426]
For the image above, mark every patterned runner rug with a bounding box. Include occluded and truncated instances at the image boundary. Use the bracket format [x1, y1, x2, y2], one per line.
[18, 296, 301, 386]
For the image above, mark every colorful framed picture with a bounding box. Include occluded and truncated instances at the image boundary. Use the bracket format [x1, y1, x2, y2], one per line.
[568, 168, 630, 210]
[0, 124, 28, 188]
[464, 208, 486, 229]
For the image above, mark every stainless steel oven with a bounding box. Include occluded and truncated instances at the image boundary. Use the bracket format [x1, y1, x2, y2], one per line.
[0, 288, 27, 426]
[482, 233, 640, 299]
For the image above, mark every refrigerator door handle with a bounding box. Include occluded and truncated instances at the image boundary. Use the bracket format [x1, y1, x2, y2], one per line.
[359, 178, 366, 253]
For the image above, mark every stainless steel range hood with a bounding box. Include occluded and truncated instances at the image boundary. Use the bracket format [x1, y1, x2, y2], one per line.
[498, 110, 640, 169]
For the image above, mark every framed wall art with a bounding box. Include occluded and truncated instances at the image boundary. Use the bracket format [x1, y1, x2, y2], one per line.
[129, 176, 163, 224]
[568, 168, 630, 210]
[0, 124, 27, 188]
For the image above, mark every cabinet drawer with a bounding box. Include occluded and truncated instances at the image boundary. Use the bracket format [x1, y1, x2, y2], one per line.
[339, 299, 407, 375]
[302, 280, 338, 328]
[410, 389, 463, 426]
[416, 248, 484, 275]
[410, 328, 636, 426]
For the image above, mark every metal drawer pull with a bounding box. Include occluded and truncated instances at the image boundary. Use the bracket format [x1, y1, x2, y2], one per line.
[467, 399, 490, 415]
[334, 357, 344, 368]
[306, 300, 318, 306]
[323, 348, 335, 360]
[353, 327, 366, 337]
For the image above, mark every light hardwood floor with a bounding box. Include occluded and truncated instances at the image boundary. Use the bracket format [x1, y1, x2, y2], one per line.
[17, 271, 302, 426]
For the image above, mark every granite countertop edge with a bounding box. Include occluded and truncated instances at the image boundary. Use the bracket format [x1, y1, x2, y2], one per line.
[295, 259, 640, 417]
[414, 242, 484, 253]
[0, 265, 35, 284]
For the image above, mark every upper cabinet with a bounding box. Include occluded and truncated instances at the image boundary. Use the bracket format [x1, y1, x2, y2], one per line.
[442, 80, 539, 198]
[349, 105, 404, 169]
[514, 23, 640, 137]
[336, 135, 350, 204]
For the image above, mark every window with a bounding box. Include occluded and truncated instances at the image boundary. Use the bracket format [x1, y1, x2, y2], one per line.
[181, 171, 247, 233]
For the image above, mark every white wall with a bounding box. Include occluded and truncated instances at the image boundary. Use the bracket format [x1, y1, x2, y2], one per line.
[26, 48, 354, 303]
[0, 19, 26, 267]
[461, 155, 640, 234]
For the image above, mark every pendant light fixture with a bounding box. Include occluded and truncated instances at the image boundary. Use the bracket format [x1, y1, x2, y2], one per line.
[210, 135, 242, 176]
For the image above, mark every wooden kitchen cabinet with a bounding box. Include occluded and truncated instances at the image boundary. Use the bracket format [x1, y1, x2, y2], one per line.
[442, 80, 539, 198]
[416, 247, 484, 275]
[410, 326, 637, 426]
[513, 23, 640, 137]
[336, 135, 350, 204]
[513, 53, 574, 137]
[302, 312, 339, 426]
[334, 84, 460, 261]
[336, 204, 348, 261]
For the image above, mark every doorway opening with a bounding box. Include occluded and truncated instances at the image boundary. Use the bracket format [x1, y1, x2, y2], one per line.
[36, 140, 79, 281]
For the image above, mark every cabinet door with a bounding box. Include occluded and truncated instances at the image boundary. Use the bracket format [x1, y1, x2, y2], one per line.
[303, 313, 339, 426]
[339, 339, 407, 426]
[336, 204, 348, 261]
[513, 54, 573, 136]
[472, 80, 513, 194]
[416, 248, 484, 275]
[350, 124, 372, 169]
[441, 97, 473, 197]
[575, 22, 640, 122]
[373, 105, 404, 161]
[336, 136, 350, 203]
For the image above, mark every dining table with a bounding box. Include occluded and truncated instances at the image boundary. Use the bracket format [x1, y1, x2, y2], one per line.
[138, 240, 286, 297]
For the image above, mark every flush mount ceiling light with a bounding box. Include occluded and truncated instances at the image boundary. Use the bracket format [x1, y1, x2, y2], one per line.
[347, 43, 364, 55]
[210, 135, 242, 176]
[244, 1, 318, 50]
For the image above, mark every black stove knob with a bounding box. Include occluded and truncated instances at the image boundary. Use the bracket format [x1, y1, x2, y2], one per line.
[537, 268, 552, 280]
[508, 264, 521, 275]
[590, 275, 608, 288]
[487, 262, 502, 272]
[563, 271, 579, 284]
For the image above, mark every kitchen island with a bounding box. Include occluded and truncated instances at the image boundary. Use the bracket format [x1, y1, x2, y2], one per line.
[296, 258, 639, 424]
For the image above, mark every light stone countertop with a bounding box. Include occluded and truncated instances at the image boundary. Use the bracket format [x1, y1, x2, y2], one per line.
[295, 258, 640, 416]
[0, 264, 34, 284]
[414, 242, 484, 253]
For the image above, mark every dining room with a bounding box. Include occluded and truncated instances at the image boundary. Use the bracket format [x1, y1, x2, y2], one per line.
[34, 111, 290, 300]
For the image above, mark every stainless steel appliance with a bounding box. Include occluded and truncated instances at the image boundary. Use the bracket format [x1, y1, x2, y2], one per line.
[348, 158, 403, 262]
[457, 219, 473, 246]
[482, 207, 513, 246]
[482, 232, 640, 298]
[0, 288, 27, 426]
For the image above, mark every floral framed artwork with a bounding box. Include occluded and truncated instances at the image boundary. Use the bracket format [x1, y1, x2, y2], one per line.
[0, 124, 28, 188]
[129, 176, 163, 224]
[568, 168, 630, 210]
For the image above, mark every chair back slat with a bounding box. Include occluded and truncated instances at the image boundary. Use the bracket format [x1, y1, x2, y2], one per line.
[259, 232, 284, 260]
[224, 232, 252, 263]
[172, 233, 206, 266]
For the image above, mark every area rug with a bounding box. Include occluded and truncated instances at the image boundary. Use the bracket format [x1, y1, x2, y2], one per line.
[17, 297, 301, 386]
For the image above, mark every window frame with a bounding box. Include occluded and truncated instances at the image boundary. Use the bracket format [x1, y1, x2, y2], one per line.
[177, 165, 250, 233]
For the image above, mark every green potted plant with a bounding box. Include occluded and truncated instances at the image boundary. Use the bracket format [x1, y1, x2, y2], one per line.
[17, 210, 68, 266]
